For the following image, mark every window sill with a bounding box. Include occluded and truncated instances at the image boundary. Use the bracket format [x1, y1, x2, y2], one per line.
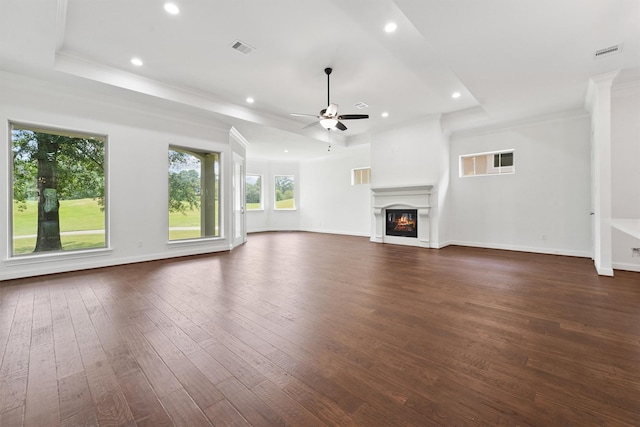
[4, 247, 114, 266]
[167, 236, 226, 248]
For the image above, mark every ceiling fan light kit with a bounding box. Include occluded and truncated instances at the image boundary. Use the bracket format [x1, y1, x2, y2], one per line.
[319, 118, 338, 129]
[291, 67, 369, 132]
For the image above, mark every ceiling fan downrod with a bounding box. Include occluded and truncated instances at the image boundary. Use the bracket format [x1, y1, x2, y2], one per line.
[325, 67, 332, 107]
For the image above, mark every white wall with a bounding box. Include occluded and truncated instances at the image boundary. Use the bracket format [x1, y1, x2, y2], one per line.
[299, 144, 371, 236]
[449, 113, 592, 257]
[611, 81, 640, 271]
[0, 72, 239, 281]
[245, 159, 300, 233]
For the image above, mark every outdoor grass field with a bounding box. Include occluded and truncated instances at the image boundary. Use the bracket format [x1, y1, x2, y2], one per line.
[12, 198, 213, 253]
[275, 198, 294, 209]
[13, 198, 106, 255]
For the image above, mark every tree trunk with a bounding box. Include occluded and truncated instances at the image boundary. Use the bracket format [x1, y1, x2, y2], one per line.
[34, 136, 62, 252]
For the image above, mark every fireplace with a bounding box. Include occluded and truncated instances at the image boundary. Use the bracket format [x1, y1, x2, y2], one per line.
[371, 185, 433, 248]
[386, 209, 418, 238]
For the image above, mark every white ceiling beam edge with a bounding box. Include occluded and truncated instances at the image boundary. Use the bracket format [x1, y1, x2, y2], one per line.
[53, 50, 346, 147]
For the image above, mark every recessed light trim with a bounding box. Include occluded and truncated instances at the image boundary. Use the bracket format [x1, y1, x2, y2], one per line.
[130, 57, 143, 66]
[381, 112, 389, 118]
[384, 22, 397, 33]
[164, 3, 180, 15]
[246, 97, 255, 104]
[452, 91, 461, 99]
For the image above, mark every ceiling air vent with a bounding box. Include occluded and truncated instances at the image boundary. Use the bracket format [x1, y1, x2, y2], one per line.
[231, 40, 255, 55]
[354, 101, 369, 109]
[594, 44, 620, 59]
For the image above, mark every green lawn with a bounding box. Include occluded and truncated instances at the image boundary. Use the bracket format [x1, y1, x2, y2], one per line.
[246, 202, 262, 210]
[13, 199, 105, 235]
[13, 198, 106, 255]
[275, 198, 295, 209]
[169, 206, 201, 227]
[12, 198, 221, 251]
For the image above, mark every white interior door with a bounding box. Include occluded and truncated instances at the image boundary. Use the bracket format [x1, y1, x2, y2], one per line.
[232, 153, 246, 247]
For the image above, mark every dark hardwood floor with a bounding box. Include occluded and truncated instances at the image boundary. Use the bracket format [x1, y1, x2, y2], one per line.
[1, 232, 639, 426]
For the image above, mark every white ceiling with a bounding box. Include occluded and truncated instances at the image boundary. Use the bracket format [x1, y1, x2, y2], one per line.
[1, 0, 639, 160]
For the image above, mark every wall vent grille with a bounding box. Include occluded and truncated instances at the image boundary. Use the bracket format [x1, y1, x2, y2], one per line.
[594, 45, 620, 58]
[231, 40, 255, 54]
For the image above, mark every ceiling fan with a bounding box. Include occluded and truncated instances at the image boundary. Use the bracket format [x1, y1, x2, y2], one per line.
[291, 67, 369, 131]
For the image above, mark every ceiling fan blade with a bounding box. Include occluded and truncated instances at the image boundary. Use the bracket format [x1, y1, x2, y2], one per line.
[302, 121, 319, 129]
[291, 113, 320, 118]
[337, 114, 369, 120]
[325, 103, 339, 117]
[335, 121, 347, 131]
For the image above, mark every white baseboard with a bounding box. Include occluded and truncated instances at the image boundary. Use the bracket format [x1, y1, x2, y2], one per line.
[301, 228, 370, 238]
[448, 240, 592, 258]
[1, 245, 231, 282]
[612, 262, 640, 273]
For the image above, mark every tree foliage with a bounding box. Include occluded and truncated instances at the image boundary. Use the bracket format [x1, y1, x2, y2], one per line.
[12, 130, 105, 205]
[168, 150, 201, 215]
[246, 176, 261, 204]
[12, 128, 105, 252]
[275, 176, 294, 201]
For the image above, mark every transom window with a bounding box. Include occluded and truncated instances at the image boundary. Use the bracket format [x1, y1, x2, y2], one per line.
[168, 147, 220, 240]
[460, 150, 514, 177]
[352, 167, 371, 185]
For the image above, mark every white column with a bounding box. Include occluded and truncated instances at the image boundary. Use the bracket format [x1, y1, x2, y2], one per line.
[586, 71, 619, 276]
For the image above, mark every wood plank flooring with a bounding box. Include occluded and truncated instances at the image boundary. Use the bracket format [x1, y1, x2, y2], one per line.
[1, 231, 639, 426]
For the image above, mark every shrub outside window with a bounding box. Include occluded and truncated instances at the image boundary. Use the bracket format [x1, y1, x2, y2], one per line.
[168, 147, 220, 240]
[11, 123, 106, 256]
[245, 174, 263, 210]
[274, 175, 295, 210]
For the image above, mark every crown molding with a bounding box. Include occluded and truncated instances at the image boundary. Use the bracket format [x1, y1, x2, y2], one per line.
[450, 108, 588, 140]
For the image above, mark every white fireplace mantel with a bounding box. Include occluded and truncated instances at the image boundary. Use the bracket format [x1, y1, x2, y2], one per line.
[371, 185, 434, 248]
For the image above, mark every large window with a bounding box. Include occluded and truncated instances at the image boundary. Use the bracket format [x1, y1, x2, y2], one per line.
[168, 147, 220, 240]
[274, 175, 295, 210]
[245, 174, 263, 210]
[11, 123, 106, 256]
[460, 150, 514, 177]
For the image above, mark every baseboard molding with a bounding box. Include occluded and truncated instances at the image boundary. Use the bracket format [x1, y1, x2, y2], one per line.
[449, 240, 591, 258]
[612, 262, 640, 273]
[432, 240, 452, 249]
[300, 228, 371, 238]
[1, 245, 231, 282]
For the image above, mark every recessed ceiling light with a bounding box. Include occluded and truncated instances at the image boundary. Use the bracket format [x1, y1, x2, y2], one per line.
[164, 3, 180, 15]
[284, 149, 289, 153]
[246, 97, 255, 104]
[381, 112, 389, 118]
[452, 91, 461, 99]
[130, 57, 143, 66]
[384, 22, 397, 33]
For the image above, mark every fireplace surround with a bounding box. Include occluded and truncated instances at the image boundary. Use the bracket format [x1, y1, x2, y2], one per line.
[371, 185, 433, 248]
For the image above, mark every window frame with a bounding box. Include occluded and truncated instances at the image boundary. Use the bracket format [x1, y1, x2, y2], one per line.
[9, 121, 109, 258]
[352, 167, 371, 185]
[273, 174, 296, 210]
[245, 173, 264, 211]
[168, 145, 221, 242]
[459, 149, 515, 177]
